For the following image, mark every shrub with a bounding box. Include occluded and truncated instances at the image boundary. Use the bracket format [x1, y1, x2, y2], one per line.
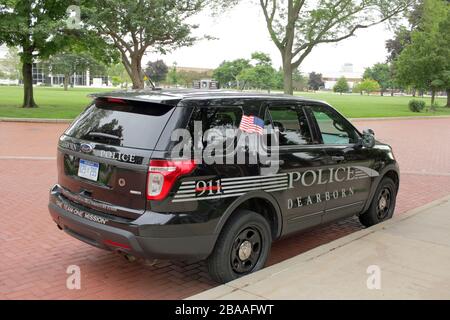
[408, 99, 426, 112]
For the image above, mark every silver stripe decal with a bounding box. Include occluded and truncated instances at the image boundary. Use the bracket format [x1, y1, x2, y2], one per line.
[223, 183, 287, 194]
[221, 173, 287, 182]
[179, 185, 196, 190]
[221, 176, 288, 186]
[180, 181, 196, 185]
[222, 180, 288, 190]
[176, 189, 197, 194]
[325, 201, 364, 212]
[172, 193, 245, 202]
[172, 183, 290, 202]
[174, 193, 196, 198]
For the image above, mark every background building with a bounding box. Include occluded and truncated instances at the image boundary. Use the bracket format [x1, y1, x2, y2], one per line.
[0, 45, 111, 87]
[322, 63, 363, 90]
[30, 62, 110, 87]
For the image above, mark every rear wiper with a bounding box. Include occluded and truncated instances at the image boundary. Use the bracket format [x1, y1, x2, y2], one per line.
[87, 132, 123, 140]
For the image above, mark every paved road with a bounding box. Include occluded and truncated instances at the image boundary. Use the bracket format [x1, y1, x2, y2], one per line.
[190, 195, 450, 299]
[0, 118, 449, 299]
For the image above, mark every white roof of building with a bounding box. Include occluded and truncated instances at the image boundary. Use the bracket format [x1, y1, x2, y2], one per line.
[323, 71, 363, 80]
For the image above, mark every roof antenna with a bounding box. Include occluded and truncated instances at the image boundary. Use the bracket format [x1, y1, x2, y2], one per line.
[144, 73, 160, 90]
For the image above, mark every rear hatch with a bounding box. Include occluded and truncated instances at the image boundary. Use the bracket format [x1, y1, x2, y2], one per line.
[57, 97, 177, 219]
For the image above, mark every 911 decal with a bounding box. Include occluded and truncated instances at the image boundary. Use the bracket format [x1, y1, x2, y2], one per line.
[173, 174, 289, 202]
[172, 166, 378, 203]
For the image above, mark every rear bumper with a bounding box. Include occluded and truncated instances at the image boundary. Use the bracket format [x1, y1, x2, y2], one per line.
[48, 186, 216, 261]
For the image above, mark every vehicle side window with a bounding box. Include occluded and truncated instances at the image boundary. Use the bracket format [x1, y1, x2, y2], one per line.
[188, 106, 243, 132]
[310, 105, 359, 145]
[265, 105, 313, 146]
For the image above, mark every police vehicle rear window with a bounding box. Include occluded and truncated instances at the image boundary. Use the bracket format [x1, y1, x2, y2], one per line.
[65, 98, 175, 150]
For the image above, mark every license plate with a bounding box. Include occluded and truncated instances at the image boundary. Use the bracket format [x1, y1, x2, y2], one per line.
[78, 159, 99, 181]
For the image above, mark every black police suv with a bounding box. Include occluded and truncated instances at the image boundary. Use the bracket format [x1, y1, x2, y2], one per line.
[48, 90, 400, 283]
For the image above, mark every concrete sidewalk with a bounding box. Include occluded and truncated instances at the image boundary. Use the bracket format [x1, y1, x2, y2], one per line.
[189, 195, 450, 300]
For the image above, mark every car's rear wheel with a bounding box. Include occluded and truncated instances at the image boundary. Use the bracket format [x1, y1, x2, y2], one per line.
[359, 177, 397, 227]
[207, 210, 272, 283]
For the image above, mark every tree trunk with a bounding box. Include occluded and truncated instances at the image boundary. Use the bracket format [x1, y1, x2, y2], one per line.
[431, 89, 436, 111]
[63, 74, 69, 91]
[130, 55, 144, 89]
[22, 61, 37, 108]
[446, 89, 450, 108]
[282, 53, 293, 95]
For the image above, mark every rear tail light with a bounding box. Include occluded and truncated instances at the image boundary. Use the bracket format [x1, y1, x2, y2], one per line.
[146, 159, 196, 200]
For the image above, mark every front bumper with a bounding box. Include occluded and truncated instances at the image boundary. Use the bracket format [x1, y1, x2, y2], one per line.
[48, 185, 216, 261]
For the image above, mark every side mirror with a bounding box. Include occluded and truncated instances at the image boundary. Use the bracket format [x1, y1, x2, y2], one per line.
[360, 129, 376, 148]
[366, 128, 375, 136]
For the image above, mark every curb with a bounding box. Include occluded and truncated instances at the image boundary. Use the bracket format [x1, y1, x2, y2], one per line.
[187, 193, 450, 300]
[0, 118, 73, 123]
[349, 115, 450, 121]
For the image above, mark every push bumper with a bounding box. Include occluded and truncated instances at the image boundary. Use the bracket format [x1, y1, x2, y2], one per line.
[48, 186, 216, 261]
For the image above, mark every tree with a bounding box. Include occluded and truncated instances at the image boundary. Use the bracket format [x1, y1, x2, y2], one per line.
[48, 52, 102, 90]
[178, 70, 211, 88]
[167, 64, 180, 86]
[237, 52, 276, 92]
[0, 47, 22, 81]
[82, 0, 214, 89]
[108, 63, 131, 88]
[292, 69, 307, 92]
[213, 59, 251, 88]
[395, 0, 449, 107]
[333, 77, 350, 94]
[359, 78, 381, 95]
[145, 60, 169, 85]
[0, 0, 73, 107]
[259, 0, 413, 95]
[364, 63, 392, 95]
[308, 72, 324, 91]
[386, 26, 412, 62]
[385, 1, 425, 62]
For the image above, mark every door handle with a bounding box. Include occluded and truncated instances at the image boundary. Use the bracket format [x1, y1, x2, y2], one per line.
[331, 156, 345, 162]
[263, 160, 285, 166]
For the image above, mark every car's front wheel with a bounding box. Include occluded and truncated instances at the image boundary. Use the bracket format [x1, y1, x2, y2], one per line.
[207, 209, 272, 283]
[359, 177, 397, 227]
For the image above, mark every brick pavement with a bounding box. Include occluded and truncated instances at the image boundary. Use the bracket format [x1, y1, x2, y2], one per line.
[0, 118, 449, 299]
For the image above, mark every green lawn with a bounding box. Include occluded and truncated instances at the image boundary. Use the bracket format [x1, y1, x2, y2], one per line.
[0, 86, 448, 119]
[0, 86, 114, 119]
[295, 92, 449, 118]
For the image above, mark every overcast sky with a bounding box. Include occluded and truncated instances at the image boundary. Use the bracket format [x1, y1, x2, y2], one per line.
[145, 2, 394, 76]
[1, 2, 395, 76]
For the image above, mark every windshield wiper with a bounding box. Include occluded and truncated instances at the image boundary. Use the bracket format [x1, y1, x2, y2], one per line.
[87, 132, 123, 140]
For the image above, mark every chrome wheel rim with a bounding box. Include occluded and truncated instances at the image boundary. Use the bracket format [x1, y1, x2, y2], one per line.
[230, 226, 262, 274]
[377, 187, 391, 220]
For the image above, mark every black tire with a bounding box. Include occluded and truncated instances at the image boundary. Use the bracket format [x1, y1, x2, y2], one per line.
[207, 209, 272, 283]
[359, 177, 397, 227]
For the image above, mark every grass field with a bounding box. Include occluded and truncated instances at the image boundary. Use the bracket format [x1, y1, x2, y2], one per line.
[295, 92, 449, 118]
[0, 86, 113, 119]
[0, 86, 449, 119]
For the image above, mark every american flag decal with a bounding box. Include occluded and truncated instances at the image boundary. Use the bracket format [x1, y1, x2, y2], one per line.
[239, 115, 264, 135]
